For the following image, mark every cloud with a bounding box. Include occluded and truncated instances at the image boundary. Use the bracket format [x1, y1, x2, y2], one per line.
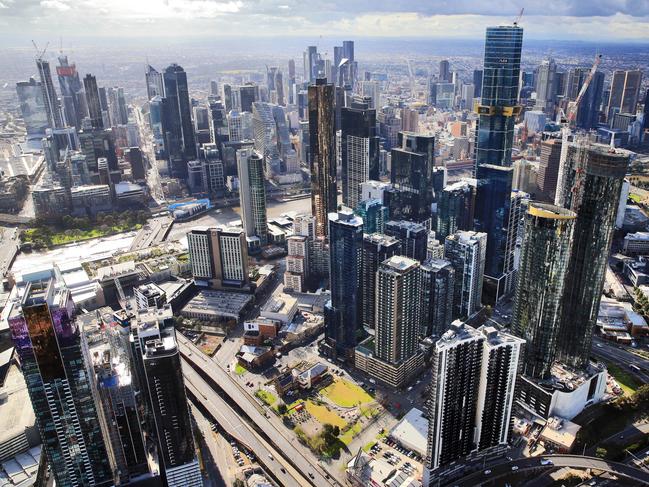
[40, 0, 71, 10]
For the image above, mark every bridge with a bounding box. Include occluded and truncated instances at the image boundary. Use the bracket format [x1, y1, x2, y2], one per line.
[447, 454, 649, 486]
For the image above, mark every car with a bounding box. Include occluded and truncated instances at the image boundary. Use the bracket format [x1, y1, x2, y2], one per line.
[540, 459, 553, 466]
[596, 343, 603, 348]
[268, 454, 274, 461]
[511, 466, 519, 471]
[280, 468, 286, 474]
[308, 473, 315, 479]
[484, 470, 492, 475]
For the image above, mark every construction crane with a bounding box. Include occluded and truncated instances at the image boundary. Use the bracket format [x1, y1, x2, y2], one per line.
[513, 8, 524, 26]
[31, 40, 49, 60]
[566, 54, 603, 125]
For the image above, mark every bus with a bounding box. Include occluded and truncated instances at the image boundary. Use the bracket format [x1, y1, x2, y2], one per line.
[630, 364, 641, 372]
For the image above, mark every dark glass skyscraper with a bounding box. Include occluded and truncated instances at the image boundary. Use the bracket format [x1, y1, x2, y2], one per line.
[163, 64, 197, 178]
[84, 74, 104, 130]
[56, 55, 83, 128]
[36, 58, 64, 129]
[420, 259, 455, 337]
[8, 279, 113, 487]
[309, 78, 337, 237]
[324, 209, 363, 360]
[557, 144, 630, 368]
[511, 203, 576, 379]
[341, 98, 380, 209]
[474, 25, 523, 302]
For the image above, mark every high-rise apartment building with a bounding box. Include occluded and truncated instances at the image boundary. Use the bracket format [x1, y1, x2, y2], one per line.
[187, 227, 250, 290]
[237, 148, 268, 245]
[385, 220, 428, 262]
[556, 143, 630, 368]
[8, 279, 113, 487]
[420, 259, 455, 337]
[355, 198, 389, 234]
[537, 138, 562, 201]
[163, 64, 197, 178]
[436, 180, 476, 240]
[361, 233, 401, 329]
[323, 209, 363, 360]
[36, 57, 64, 129]
[145, 64, 164, 100]
[444, 231, 487, 319]
[375, 256, 421, 364]
[84, 74, 104, 130]
[390, 132, 435, 226]
[511, 203, 576, 379]
[285, 235, 310, 292]
[534, 58, 557, 114]
[309, 79, 337, 237]
[341, 99, 380, 209]
[424, 321, 523, 483]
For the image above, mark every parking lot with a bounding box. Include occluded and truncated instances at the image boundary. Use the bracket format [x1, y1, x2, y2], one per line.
[365, 436, 424, 480]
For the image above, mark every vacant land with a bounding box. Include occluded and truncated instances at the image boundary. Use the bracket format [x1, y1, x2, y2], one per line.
[320, 378, 373, 407]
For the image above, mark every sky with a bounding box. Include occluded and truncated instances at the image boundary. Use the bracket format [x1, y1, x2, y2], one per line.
[1, 0, 649, 43]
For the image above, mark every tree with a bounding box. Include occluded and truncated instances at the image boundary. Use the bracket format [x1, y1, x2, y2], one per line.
[277, 403, 288, 414]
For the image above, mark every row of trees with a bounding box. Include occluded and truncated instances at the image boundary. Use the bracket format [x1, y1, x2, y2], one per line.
[32, 209, 150, 232]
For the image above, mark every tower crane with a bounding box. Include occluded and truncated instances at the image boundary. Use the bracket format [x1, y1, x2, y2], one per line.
[513, 8, 524, 26]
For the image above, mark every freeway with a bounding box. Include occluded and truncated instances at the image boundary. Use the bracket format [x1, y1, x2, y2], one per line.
[182, 363, 308, 487]
[449, 455, 649, 486]
[592, 337, 649, 383]
[178, 334, 338, 487]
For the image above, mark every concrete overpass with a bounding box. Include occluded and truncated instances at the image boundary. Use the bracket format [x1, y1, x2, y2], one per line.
[177, 334, 339, 487]
[447, 454, 649, 486]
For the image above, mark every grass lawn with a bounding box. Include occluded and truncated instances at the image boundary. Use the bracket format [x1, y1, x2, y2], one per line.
[320, 379, 373, 407]
[234, 363, 247, 376]
[630, 193, 643, 203]
[605, 361, 643, 395]
[305, 401, 347, 429]
[363, 440, 377, 452]
[255, 389, 277, 406]
[340, 421, 363, 445]
[23, 223, 143, 247]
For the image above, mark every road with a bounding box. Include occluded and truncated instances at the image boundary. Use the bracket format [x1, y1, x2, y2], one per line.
[0, 227, 19, 278]
[450, 454, 649, 486]
[178, 333, 339, 487]
[190, 404, 228, 486]
[592, 336, 649, 383]
[134, 106, 165, 205]
[183, 363, 309, 487]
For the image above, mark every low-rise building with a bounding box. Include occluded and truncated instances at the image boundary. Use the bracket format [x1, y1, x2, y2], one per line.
[538, 417, 580, 453]
[388, 408, 428, 457]
[346, 450, 422, 487]
[260, 292, 298, 324]
[354, 337, 425, 389]
[623, 231, 649, 255]
[181, 290, 253, 325]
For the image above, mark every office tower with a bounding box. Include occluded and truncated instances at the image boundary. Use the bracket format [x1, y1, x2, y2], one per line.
[132, 310, 201, 487]
[400, 106, 419, 132]
[420, 259, 455, 337]
[473, 69, 483, 98]
[436, 180, 476, 240]
[149, 95, 168, 157]
[341, 99, 380, 209]
[385, 220, 428, 262]
[209, 79, 219, 97]
[511, 203, 576, 379]
[424, 321, 523, 482]
[239, 83, 259, 112]
[361, 233, 401, 328]
[193, 106, 211, 144]
[145, 64, 164, 99]
[163, 64, 197, 177]
[56, 55, 83, 128]
[439, 60, 451, 82]
[378, 106, 401, 150]
[304, 45, 318, 82]
[556, 143, 630, 368]
[537, 138, 562, 201]
[8, 279, 113, 486]
[390, 132, 435, 226]
[444, 230, 487, 319]
[474, 25, 523, 302]
[375, 256, 421, 364]
[107, 86, 128, 126]
[607, 70, 643, 121]
[324, 209, 363, 360]
[36, 57, 63, 129]
[124, 146, 146, 180]
[84, 74, 104, 130]
[461, 84, 475, 110]
[274, 70, 285, 106]
[16, 77, 49, 138]
[309, 79, 337, 237]
[534, 58, 557, 114]
[237, 148, 268, 245]
[187, 226, 250, 289]
[567, 68, 604, 130]
[222, 84, 233, 111]
[355, 198, 388, 234]
[227, 110, 252, 142]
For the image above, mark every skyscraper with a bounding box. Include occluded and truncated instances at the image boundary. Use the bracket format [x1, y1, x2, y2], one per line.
[341, 98, 380, 209]
[36, 57, 64, 129]
[439, 60, 451, 82]
[444, 230, 487, 319]
[436, 180, 476, 240]
[56, 55, 83, 128]
[163, 64, 197, 178]
[355, 198, 388, 234]
[567, 68, 604, 130]
[537, 138, 562, 201]
[606, 70, 643, 121]
[239, 83, 259, 112]
[16, 77, 49, 138]
[425, 321, 523, 482]
[390, 132, 435, 226]
[375, 256, 421, 364]
[556, 143, 630, 368]
[420, 259, 455, 337]
[361, 233, 401, 329]
[511, 203, 576, 379]
[474, 24, 523, 303]
[385, 220, 428, 263]
[534, 58, 557, 114]
[309, 79, 337, 237]
[324, 209, 363, 360]
[304, 46, 319, 82]
[8, 279, 113, 486]
[84, 74, 103, 130]
[237, 148, 268, 245]
[145, 64, 164, 100]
